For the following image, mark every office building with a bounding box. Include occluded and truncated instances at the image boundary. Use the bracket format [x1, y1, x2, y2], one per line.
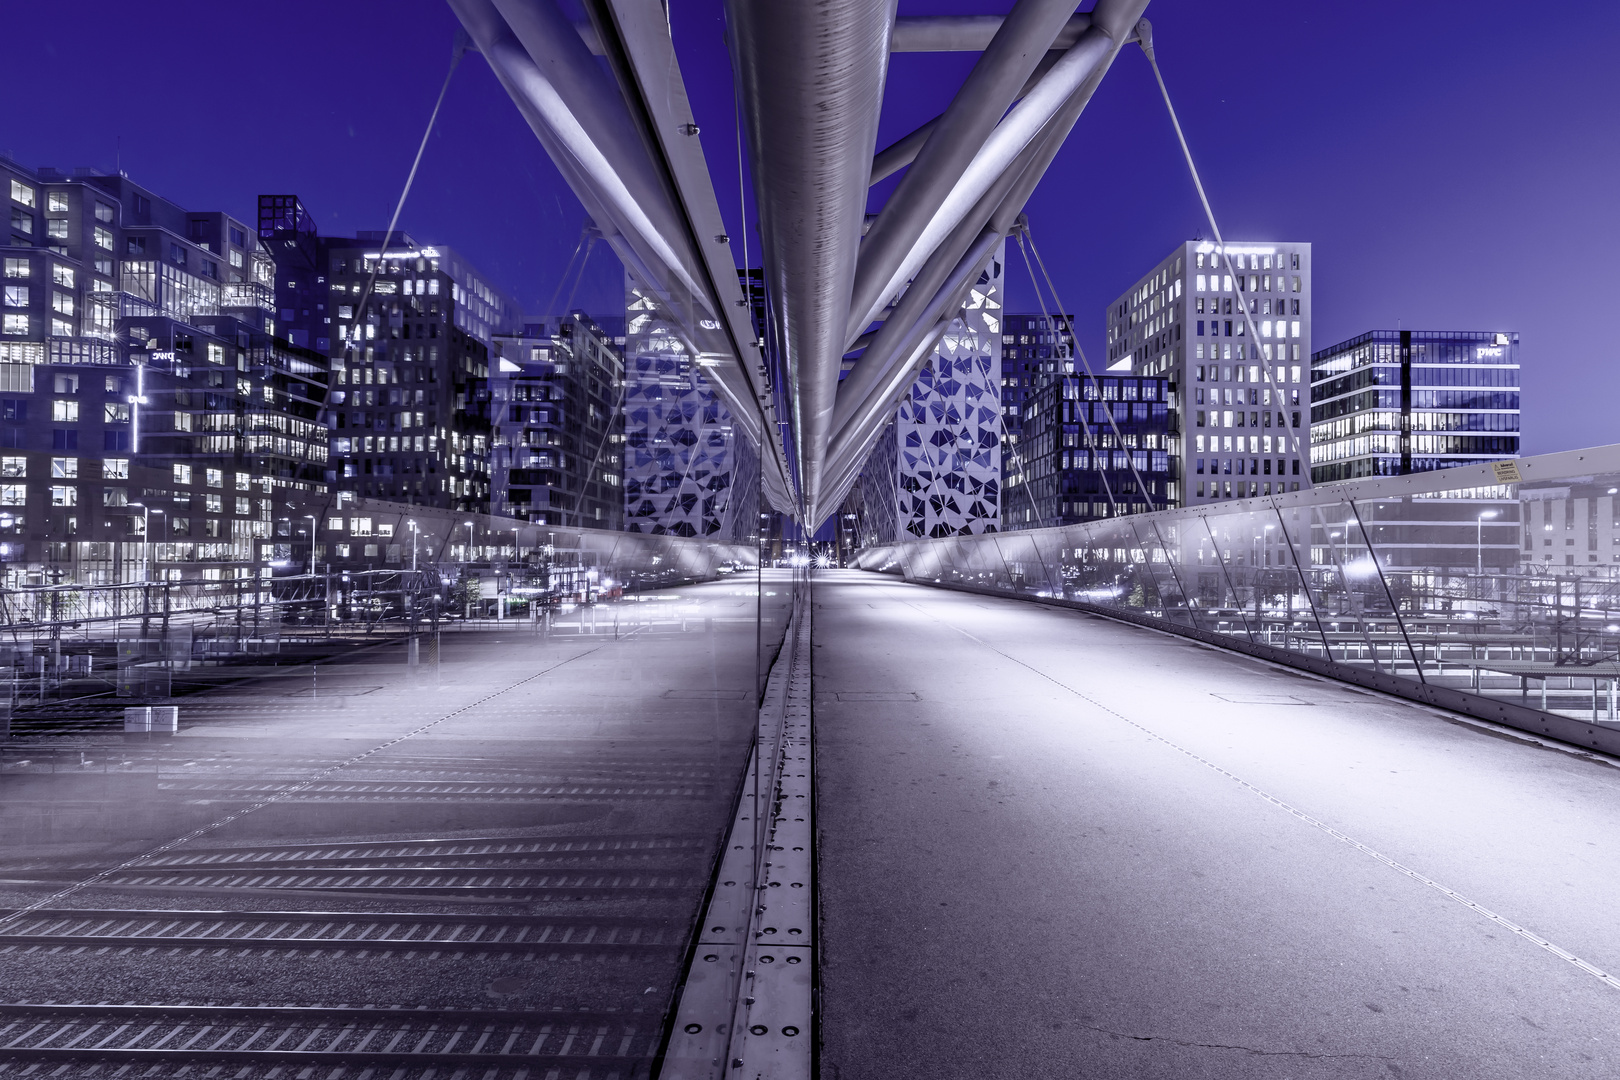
[999, 312, 1071, 489]
[261, 197, 523, 514]
[489, 314, 625, 528]
[1310, 330, 1521, 483]
[1105, 241, 1313, 504]
[0, 158, 327, 587]
[1003, 372, 1176, 529]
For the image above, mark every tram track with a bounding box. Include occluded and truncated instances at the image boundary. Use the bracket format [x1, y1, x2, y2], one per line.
[0, 1002, 658, 1073]
[0, 908, 679, 958]
[0, 579, 780, 1077]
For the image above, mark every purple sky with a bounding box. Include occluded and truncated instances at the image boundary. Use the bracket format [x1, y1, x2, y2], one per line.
[4, 0, 1615, 453]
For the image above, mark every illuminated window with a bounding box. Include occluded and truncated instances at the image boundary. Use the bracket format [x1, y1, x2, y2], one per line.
[49, 485, 76, 506]
[94, 203, 114, 223]
[0, 484, 23, 505]
[205, 468, 222, 487]
[10, 181, 35, 207]
[104, 458, 129, 479]
[173, 463, 192, 485]
[50, 457, 76, 478]
[51, 400, 78, 422]
[2, 259, 27, 278]
[2, 286, 27, 307]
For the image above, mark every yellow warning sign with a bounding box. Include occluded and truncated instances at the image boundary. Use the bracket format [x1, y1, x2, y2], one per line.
[1491, 460, 1522, 483]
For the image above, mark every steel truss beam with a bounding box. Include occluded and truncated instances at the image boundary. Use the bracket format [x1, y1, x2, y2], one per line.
[451, 0, 1151, 527]
[448, 0, 795, 514]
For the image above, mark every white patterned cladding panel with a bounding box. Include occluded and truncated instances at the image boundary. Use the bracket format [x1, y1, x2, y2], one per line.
[895, 244, 1004, 538]
[623, 283, 743, 538]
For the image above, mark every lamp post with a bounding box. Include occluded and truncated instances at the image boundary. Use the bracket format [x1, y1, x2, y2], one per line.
[463, 520, 475, 563]
[131, 503, 149, 582]
[408, 519, 420, 573]
[1477, 510, 1499, 576]
[136, 507, 166, 582]
[304, 514, 317, 575]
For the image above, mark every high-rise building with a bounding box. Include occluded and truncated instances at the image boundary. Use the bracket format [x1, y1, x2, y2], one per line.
[1003, 373, 1176, 529]
[0, 159, 326, 586]
[1310, 330, 1521, 483]
[1105, 241, 1313, 505]
[261, 198, 523, 514]
[998, 312, 1071, 490]
[489, 314, 625, 528]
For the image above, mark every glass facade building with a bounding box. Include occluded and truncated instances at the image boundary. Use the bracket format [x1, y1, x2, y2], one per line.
[1003, 373, 1174, 529]
[489, 315, 625, 529]
[999, 311, 1071, 490]
[1310, 330, 1520, 483]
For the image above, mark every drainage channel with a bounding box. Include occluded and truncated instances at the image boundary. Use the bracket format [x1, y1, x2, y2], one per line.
[660, 592, 814, 1078]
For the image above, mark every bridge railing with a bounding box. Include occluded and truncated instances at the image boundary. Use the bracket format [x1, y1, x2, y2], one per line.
[855, 444, 1620, 753]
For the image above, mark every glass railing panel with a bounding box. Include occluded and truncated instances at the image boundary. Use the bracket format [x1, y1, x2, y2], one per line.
[990, 528, 1049, 598]
[852, 445, 1620, 740]
[1020, 527, 1070, 600]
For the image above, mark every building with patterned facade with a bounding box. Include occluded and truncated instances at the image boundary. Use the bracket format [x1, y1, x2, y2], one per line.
[622, 277, 753, 537]
[1310, 330, 1520, 483]
[893, 245, 1004, 538]
[846, 245, 1004, 541]
[0, 157, 327, 587]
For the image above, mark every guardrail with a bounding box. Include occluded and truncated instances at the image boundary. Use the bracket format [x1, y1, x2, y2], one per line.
[855, 444, 1620, 754]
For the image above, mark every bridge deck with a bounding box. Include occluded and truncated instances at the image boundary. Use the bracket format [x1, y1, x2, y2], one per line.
[814, 569, 1620, 1079]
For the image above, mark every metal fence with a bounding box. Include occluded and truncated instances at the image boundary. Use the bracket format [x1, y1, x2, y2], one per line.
[854, 444, 1620, 754]
[0, 521, 756, 713]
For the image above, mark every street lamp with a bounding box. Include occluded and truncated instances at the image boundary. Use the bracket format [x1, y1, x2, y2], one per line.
[408, 519, 420, 573]
[463, 520, 475, 563]
[304, 514, 317, 576]
[131, 504, 165, 582]
[1477, 510, 1499, 575]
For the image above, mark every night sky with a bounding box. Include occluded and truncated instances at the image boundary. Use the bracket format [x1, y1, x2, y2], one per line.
[4, 0, 1615, 454]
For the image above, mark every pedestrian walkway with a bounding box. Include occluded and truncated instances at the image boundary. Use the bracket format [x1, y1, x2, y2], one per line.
[814, 569, 1620, 1079]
